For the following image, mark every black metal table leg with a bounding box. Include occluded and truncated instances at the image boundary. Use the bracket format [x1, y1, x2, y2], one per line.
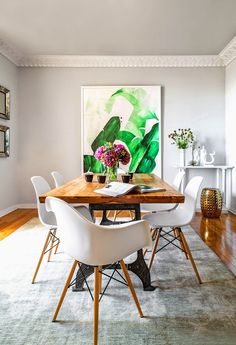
[127, 249, 155, 291]
[73, 203, 155, 291]
[72, 264, 94, 291]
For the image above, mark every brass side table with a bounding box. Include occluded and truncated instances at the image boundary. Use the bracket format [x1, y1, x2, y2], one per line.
[200, 188, 222, 218]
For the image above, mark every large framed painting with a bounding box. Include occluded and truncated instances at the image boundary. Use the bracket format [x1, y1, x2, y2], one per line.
[81, 85, 161, 176]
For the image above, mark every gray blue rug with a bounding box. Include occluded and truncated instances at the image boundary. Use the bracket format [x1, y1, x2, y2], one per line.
[0, 218, 236, 345]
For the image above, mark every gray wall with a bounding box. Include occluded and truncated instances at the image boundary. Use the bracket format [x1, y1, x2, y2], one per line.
[225, 59, 236, 213]
[0, 54, 19, 213]
[18, 67, 225, 204]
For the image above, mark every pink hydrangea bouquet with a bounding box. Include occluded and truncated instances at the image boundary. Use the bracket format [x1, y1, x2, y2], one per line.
[95, 142, 130, 180]
[95, 142, 130, 167]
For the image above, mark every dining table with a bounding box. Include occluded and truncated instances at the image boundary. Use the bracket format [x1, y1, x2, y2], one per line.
[39, 173, 185, 291]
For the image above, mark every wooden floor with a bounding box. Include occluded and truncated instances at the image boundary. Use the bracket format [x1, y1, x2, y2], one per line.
[191, 212, 236, 276]
[0, 209, 37, 241]
[0, 208, 236, 276]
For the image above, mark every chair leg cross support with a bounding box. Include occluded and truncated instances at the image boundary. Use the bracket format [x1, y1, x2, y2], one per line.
[148, 227, 202, 284]
[52, 260, 144, 345]
[31, 228, 59, 284]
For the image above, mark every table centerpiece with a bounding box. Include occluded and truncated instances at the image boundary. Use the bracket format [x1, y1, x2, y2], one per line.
[95, 142, 130, 181]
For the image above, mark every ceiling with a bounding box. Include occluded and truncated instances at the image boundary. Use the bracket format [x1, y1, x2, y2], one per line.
[0, 0, 236, 56]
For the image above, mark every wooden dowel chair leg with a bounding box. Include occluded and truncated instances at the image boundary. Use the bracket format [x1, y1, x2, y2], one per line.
[54, 240, 60, 254]
[129, 210, 133, 220]
[143, 228, 156, 257]
[173, 228, 178, 238]
[148, 228, 161, 271]
[175, 228, 188, 259]
[52, 260, 78, 321]
[93, 267, 100, 345]
[98, 266, 102, 294]
[48, 229, 56, 262]
[113, 210, 118, 222]
[120, 260, 143, 318]
[32, 230, 51, 284]
[179, 230, 202, 284]
[151, 228, 157, 240]
[143, 248, 148, 256]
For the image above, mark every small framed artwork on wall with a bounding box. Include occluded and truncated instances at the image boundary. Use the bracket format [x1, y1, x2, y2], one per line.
[81, 85, 162, 176]
[0, 125, 10, 157]
[0, 85, 10, 120]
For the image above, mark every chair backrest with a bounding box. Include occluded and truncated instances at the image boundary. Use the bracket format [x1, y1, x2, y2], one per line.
[172, 170, 185, 191]
[46, 196, 151, 266]
[31, 176, 56, 227]
[176, 176, 203, 224]
[51, 171, 65, 188]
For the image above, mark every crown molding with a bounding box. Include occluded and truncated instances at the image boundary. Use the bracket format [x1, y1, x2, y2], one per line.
[0, 38, 24, 65]
[18, 54, 224, 68]
[219, 36, 236, 66]
[1, 36, 236, 68]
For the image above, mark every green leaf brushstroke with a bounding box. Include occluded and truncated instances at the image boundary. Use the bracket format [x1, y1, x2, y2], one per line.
[136, 141, 159, 173]
[91, 116, 120, 153]
[128, 123, 159, 172]
[107, 88, 158, 138]
[84, 155, 103, 173]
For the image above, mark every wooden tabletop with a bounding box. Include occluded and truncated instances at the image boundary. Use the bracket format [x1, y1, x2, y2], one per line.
[39, 174, 185, 204]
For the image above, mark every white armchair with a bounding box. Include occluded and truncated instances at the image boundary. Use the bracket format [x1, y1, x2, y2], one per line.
[46, 196, 152, 345]
[143, 176, 203, 283]
[31, 176, 58, 283]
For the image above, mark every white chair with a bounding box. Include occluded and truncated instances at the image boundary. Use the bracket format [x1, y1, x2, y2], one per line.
[141, 170, 185, 213]
[46, 196, 152, 345]
[31, 176, 58, 283]
[51, 171, 65, 188]
[51, 171, 89, 212]
[143, 176, 203, 284]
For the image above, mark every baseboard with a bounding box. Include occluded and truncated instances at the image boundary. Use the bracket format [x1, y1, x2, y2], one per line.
[0, 205, 18, 217]
[17, 203, 37, 209]
[229, 208, 236, 215]
[0, 203, 37, 217]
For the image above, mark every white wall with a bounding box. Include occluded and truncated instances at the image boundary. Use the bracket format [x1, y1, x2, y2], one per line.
[18, 67, 225, 204]
[225, 59, 236, 213]
[0, 54, 19, 214]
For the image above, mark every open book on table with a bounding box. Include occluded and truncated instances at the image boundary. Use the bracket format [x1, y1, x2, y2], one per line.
[94, 182, 166, 197]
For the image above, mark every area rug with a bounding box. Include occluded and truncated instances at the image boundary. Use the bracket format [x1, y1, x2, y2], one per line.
[0, 218, 236, 345]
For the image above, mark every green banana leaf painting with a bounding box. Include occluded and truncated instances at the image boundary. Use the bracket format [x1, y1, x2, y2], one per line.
[82, 86, 161, 175]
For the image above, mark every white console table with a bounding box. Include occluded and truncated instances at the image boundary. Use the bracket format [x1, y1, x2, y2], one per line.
[178, 165, 234, 211]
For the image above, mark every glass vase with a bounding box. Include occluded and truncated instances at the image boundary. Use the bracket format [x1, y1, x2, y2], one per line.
[107, 165, 118, 182]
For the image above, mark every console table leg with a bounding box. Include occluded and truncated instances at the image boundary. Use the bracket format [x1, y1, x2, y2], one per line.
[225, 168, 232, 210]
[222, 168, 226, 206]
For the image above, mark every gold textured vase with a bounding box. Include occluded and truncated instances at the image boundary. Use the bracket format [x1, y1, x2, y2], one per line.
[200, 188, 222, 218]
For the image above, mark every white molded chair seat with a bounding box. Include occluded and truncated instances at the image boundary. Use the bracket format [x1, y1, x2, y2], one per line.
[141, 170, 185, 213]
[143, 176, 203, 283]
[46, 196, 152, 345]
[46, 197, 151, 266]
